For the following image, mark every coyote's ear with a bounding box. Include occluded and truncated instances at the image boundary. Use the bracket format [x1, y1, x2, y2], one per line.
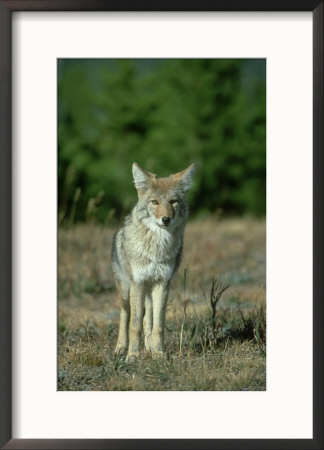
[132, 162, 155, 195]
[174, 163, 195, 192]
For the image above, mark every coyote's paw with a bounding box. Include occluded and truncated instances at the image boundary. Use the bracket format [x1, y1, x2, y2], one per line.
[125, 352, 140, 363]
[114, 343, 128, 356]
[152, 351, 165, 360]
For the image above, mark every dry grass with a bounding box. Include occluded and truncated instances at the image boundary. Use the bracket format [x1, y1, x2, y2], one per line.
[58, 216, 266, 391]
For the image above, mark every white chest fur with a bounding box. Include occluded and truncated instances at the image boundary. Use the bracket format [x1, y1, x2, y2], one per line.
[129, 220, 181, 283]
[132, 261, 174, 283]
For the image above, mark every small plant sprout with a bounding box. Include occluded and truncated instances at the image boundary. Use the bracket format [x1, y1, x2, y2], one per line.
[210, 278, 230, 341]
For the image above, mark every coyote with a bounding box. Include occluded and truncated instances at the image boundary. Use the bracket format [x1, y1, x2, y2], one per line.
[112, 162, 195, 362]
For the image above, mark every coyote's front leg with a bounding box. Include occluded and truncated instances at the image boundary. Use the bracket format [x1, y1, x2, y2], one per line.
[143, 294, 153, 352]
[114, 281, 130, 356]
[151, 281, 169, 359]
[126, 282, 145, 363]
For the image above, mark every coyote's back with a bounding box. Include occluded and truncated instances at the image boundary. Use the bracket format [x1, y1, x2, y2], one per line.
[112, 162, 194, 362]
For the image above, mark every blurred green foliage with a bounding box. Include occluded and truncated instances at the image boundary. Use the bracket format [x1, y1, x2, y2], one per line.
[58, 59, 265, 224]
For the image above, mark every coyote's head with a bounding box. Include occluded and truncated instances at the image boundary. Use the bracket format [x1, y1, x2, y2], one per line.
[132, 162, 195, 230]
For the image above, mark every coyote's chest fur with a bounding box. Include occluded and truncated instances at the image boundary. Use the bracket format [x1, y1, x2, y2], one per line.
[115, 212, 183, 284]
[129, 220, 182, 283]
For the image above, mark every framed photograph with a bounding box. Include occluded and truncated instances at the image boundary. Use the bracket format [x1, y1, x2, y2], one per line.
[0, 1, 323, 449]
[57, 56, 267, 390]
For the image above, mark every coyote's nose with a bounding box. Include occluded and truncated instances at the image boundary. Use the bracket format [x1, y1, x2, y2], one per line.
[162, 216, 171, 225]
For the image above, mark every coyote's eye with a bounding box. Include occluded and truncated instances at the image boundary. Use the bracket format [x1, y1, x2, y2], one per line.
[170, 199, 178, 205]
[150, 200, 159, 205]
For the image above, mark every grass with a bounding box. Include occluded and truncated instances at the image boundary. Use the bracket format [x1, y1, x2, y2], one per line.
[58, 216, 266, 391]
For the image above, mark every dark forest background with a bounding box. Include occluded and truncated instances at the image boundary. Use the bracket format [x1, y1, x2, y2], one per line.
[58, 59, 266, 224]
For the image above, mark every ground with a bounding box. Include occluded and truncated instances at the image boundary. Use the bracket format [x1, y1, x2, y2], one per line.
[58, 217, 266, 391]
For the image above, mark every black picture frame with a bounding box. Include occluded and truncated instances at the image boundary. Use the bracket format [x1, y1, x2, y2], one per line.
[0, 1, 323, 449]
